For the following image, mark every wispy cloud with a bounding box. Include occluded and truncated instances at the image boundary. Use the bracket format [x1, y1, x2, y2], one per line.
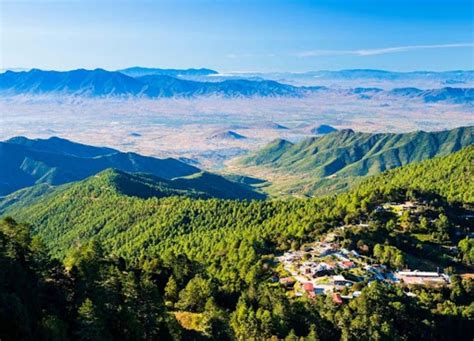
[296, 43, 474, 57]
[226, 53, 276, 59]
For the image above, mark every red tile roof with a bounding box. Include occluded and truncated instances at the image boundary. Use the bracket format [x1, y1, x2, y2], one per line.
[332, 293, 343, 305]
[303, 282, 314, 291]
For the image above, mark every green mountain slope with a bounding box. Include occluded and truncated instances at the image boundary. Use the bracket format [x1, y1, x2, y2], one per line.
[1, 145, 473, 339]
[238, 126, 473, 196]
[6, 135, 118, 157]
[354, 144, 474, 204]
[242, 126, 473, 177]
[0, 167, 264, 216]
[0, 183, 58, 214]
[3, 145, 471, 262]
[0, 136, 200, 195]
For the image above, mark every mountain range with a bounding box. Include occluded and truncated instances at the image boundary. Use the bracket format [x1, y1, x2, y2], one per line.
[241, 126, 473, 177]
[1, 68, 472, 102]
[385, 87, 474, 104]
[306, 69, 474, 82]
[117, 67, 218, 77]
[243, 69, 474, 84]
[238, 126, 474, 196]
[311, 124, 338, 135]
[2, 142, 472, 260]
[210, 130, 247, 140]
[0, 136, 263, 199]
[327, 86, 474, 104]
[0, 69, 305, 98]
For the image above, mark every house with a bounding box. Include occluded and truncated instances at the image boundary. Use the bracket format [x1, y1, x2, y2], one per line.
[335, 253, 350, 261]
[314, 287, 326, 295]
[332, 293, 343, 305]
[319, 245, 336, 256]
[365, 265, 386, 281]
[301, 266, 313, 275]
[333, 275, 353, 287]
[280, 277, 296, 288]
[313, 262, 335, 277]
[300, 261, 317, 275]
[303, 282, 314, 292]
[385, 272, 398, 282]
[338, 261, 355, 269]
[312, 269, 333, 278]
[315, 262, 334, 271]
[314, 284, 334, 295]
[395, 270, 449, 285]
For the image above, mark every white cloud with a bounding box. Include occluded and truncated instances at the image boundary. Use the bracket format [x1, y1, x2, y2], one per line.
[296, 43, 474, 57]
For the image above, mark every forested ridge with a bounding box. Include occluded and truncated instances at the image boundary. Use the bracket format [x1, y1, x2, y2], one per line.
[238, 126, 474, 197]
[241, 126, 473, 177]
[0, 146, 473, 340]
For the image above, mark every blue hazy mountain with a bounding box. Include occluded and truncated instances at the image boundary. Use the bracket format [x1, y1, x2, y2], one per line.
[0, 136, 264, 199]
[387, 87, 474, 104]
[340, 86, 474, 104]
[310, 124, 338, 135]
[295, 69, 474, 82]
[0, 68, 146, 96]
[6, 136, 118, 157]
[209, 130, 247, 140]
[0, 69, 305, 97]
[1, 69, 473, 102]
[118, 67, 218, 77]
[139, 74, 302, 97]
[0, 136, 200, 195]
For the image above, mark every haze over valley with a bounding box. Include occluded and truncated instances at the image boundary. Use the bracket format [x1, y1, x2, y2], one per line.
[1, 1, 474, 339]
[1, 68, 473, 170]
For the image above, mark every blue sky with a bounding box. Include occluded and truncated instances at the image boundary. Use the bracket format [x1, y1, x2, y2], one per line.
[1, 0, 473, 72]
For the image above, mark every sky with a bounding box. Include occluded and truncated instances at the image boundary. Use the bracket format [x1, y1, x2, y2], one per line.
[1, 0, 473, 72]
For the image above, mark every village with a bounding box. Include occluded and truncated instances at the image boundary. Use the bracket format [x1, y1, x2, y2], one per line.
[275, 201, 455, 304]
[276, 239, 451, 304]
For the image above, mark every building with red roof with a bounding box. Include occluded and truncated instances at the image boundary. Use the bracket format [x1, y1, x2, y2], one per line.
[303, 282, 314, 292]
[332, 293, 343, 305]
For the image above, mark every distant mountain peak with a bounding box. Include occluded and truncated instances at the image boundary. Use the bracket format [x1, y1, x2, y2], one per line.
[241, 126, 474, 181]
[210, 130, 247, 140]
[311, 124, 338, 135]
[0, 135, 200, 195]
[256, 121, 289, 130]
[0, 68, 304, 98]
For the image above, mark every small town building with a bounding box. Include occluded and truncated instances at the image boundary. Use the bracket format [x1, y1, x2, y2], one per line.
[332, 293, 343, 305]
[395, 271, 449, 285]
[303, 282, 314, 292]
[280, 277, 296, 288]
[338, 261, 356, 269]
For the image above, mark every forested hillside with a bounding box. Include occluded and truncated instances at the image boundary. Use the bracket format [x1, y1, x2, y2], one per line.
[237, 126, 474, 197]
[1, 146, 473, 339]
[1, 147, 474, 339]
[0, 136, 200, 195]
[0, 136, 263, 199]
[0, 168, 264, 216]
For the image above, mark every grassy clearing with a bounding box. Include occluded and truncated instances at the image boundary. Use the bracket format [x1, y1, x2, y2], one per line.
[173, 312, 206, 332]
